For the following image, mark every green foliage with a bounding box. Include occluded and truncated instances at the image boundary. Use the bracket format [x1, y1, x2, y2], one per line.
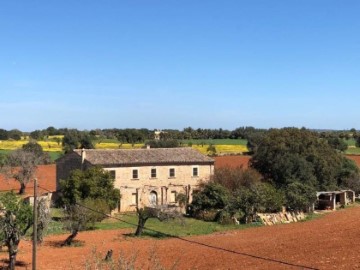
[189, 183, 230, 218]
[146, 139, 180, 148]
[22, 140, 51, 164]
[59, 166, 120, 212]
[175, 192, 187, 207]
[285, 182, 317, 211]
[225, 183, 284, 223]
[0, 192, 33, 234]
[62, 130, 80, 153]
[0, 128, 9, 140]
[79, 134, 95, 149]
[326, 136, 348, 152]
[206, 144, 217, 156]
[251, 128, 352, 191]
[212, 167, 262, 190]
[0, 192, 32, 269]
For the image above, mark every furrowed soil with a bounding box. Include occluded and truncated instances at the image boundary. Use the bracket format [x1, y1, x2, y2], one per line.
[2, 205, 360, 270]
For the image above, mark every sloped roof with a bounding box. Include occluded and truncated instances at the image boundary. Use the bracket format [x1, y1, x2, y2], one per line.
[73, 148, 214, 166]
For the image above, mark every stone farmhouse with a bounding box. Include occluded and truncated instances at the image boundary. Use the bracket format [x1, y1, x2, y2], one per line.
[56, 148, 214, 212]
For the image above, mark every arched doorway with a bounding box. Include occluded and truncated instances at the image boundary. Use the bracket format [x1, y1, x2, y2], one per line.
[149, 191, 158, 206]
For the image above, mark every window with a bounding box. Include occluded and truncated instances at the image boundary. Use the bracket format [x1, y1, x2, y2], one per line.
[131, 193, 138, 205]
[169, 168, 175, 178]
[151, 168, 157, 178]
[132, 169, 139, 179]
[192, 167, 199, 177]
[170, 191, 177, 203]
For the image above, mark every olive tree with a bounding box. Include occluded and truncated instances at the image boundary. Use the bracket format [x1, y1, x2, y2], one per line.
[1, 149, 42, 194]
[0, 192, 32, 270]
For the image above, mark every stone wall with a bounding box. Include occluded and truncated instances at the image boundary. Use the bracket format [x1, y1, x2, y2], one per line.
[257, 211, 306, 226]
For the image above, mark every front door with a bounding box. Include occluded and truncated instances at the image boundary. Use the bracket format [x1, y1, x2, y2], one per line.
[149, 191, 158, 206]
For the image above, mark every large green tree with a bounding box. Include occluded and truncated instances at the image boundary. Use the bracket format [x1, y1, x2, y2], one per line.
[59, 166, 120, 212]
[250, 128, 351, 190]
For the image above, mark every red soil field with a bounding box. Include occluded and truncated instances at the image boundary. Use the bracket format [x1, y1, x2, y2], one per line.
[214, 155, 250, 169]
[2, 205, 360, 269]
[0, 164, 56, 196]
[346, 155, 360, 167]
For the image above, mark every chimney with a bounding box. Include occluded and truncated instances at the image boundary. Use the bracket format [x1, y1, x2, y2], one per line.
[81, 148, 86, 170]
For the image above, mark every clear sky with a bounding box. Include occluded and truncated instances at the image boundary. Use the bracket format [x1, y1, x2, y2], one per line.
[1, 1, 359, 131]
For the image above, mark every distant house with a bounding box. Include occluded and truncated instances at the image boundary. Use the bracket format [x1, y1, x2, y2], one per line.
[56, 148, 214, 212]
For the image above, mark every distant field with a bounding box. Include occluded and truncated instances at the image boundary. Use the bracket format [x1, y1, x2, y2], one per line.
[181, 139, 248, 146]
[344, 138, 356, 147]
[0, 139, 62, 151]
[1, 137, 360, 156]
[95, 142, 143, 149]
[192, 144, 248, 155]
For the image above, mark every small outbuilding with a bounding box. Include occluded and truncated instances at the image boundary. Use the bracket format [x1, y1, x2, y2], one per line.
[316, 190, 355, 210]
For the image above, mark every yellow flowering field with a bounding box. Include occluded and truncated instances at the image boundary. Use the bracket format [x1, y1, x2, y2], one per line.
[192, 144, 248, 155]
[95, 143, 144, 149]
[0, 138, 247, 155]
[0, 139, 62, 152]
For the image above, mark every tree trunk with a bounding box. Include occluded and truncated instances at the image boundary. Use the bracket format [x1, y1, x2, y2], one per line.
[7, 243, 18, 270]
[63, 230, 78, 246]
[19, 183, 26, 195]
[135, 216, 148, 236]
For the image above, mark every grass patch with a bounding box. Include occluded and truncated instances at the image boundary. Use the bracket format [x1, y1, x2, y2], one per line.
[346, 147, 360, 155]
[0, 149, 11, 155]
[95, 212, 260, 237]
[46, 210, 261, 238]
[48, 151, 63, 162]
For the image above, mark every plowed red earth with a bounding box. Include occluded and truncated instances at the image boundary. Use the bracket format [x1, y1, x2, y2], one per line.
[2, 205, 360, 270]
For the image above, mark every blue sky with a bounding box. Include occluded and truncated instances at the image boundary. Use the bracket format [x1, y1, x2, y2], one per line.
[1, 1, 359, 131]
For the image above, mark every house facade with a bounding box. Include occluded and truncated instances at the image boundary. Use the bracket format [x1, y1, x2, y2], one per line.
[56, 148, 214, 212]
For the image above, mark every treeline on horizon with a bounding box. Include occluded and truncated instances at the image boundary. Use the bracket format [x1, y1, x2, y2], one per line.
[0, 126, 358, 143]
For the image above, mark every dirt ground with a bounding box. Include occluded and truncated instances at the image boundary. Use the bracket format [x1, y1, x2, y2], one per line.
[214, 155, 250, 169]
[2, 205, 360, 270]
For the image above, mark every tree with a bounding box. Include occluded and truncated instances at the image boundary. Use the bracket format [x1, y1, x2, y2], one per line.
[212, 166, 262, 191]
[59, 166, 120, 212]
[285, 182, 317, 212]
[36, 197, 51, 244]
[326, 136, 348, 152]
[62, 129, 81, 153]
[189, 182, 230, 218]
[134, 206, 182, 236]
[61, 198, 109, 246]
[0, 128, 9, 140]
[207, 144, 217, 156]
[0, 192, 32, 270]
[8, 129, 22, 141]
[79, 134, 94, 149]
[2, 149, 42, 194]
[22, 141, 51, 164]
[62, 130, 94, 153]
[146, 139, 180, 148]
[250, 128, 351, 191]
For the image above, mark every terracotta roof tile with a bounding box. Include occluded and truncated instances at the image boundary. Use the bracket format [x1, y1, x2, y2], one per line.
[73, 148, 214, 166]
